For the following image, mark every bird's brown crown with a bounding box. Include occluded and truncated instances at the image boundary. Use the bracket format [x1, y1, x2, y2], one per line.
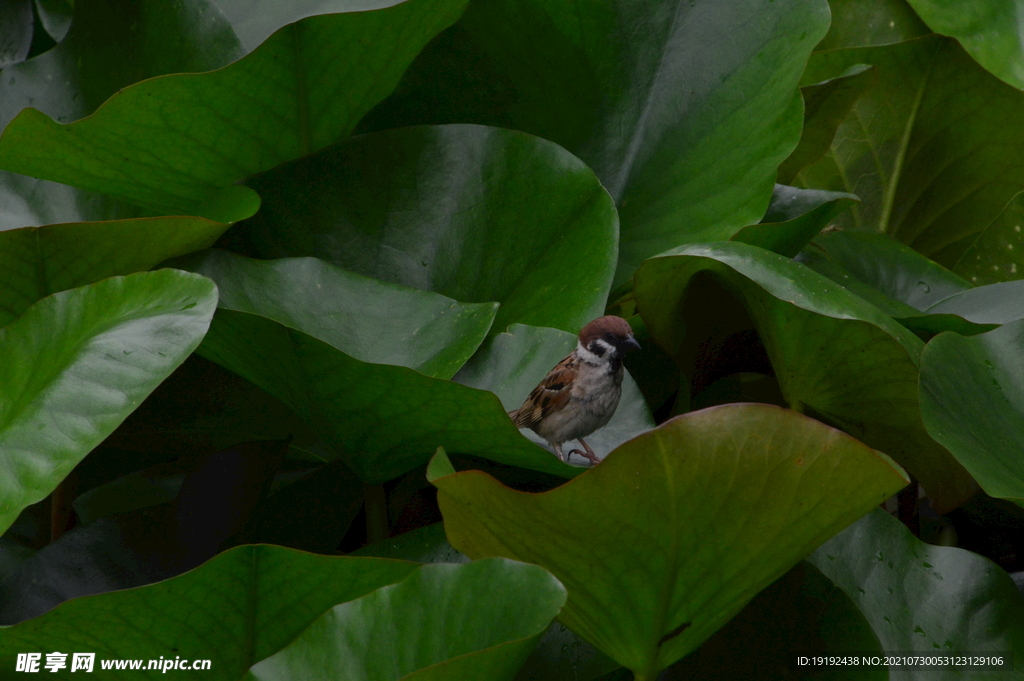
[578, 315, 633, 345]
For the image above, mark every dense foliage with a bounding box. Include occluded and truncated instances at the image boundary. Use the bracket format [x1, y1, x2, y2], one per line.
[1, 0, 1023, 679]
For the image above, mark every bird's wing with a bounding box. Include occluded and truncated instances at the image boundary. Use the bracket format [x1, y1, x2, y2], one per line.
[508, 354, 577, 429]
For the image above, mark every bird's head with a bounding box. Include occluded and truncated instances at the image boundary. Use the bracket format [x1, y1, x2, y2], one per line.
[578, 315, 641, 359]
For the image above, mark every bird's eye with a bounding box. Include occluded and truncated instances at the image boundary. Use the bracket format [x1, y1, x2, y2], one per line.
[604, 332, 615, 341]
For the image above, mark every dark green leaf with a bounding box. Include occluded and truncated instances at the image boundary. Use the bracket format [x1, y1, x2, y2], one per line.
[430, 405, 908, 679]
[247, 559, 567, 681]
[0, 217, 229, 328]
[795, 36, 1024, 267]
[0, 0, 244, 130]
[0, 270, 217, 535]
[920, 320, 1024, 505]
[634, 241, 976, 511]
[237, 124, 618, 335]
[666, 561, 884, 681]
[361, 0, 830, 286]
[731, 185, 859, 257]
[809, 509, 1024, 660]
[0, 0, 468, 216]
[0, 545, 419, 677]
[176, 249, 497, 380]
[198, 309, 575, 483]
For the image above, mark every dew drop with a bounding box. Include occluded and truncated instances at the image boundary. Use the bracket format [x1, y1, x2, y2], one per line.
[914, 626, 926, 637]
[916, 281, 931, 293]
[875, 551, 884, 562]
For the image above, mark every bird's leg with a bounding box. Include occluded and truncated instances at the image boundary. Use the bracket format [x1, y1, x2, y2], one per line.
[553, 443, 566, 462]
[568, 438, 601, 466]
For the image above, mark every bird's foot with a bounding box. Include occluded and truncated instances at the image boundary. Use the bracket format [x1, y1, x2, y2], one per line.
[568, 448, 601, 466]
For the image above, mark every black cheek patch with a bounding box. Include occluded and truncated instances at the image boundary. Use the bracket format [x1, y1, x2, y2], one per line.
[588, 341, 606, 356]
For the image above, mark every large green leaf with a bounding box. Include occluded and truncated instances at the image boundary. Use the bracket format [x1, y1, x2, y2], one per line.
[175, 250, 581, 483]
[920, 320, 1024, 506]
[800, 231, 971, 312]
[0, 217, 228, 328]
[454, 323, 654, 463]
[247, 559, 566, 681]
[0, 0, 468, 216]
[235, 124, 618, 335]
[634, 241, 976, 511]
[175, 249, 497, 380]
[0, 270, 216, 535]
[795, 35, 1024, 267]
[429, 404, 908, 680]
[0, 545, 419, 678]
[905, 0, 1024, 89]
[809, 509, 1024, 672]
[360, 0, 829, 286]
[353, 523, 621, 681]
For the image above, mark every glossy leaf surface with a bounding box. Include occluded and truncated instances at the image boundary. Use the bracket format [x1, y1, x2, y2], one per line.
[635, 242, 975, 511]
[810, 510, 1024, 669]
[430, 404, 908, 679]
[248, 559, 566, 681]
[920, 320, 1024, 505]
[0, 0, 468, 215]
[361, 0, 830, 285]
[0, 545, 419, 678]
[0, 270, 216, 535]
[237, 124, 618, 335]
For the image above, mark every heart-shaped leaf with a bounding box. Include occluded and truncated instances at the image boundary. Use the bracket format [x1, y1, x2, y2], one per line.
[634, 241, 976, 512]
[235, 124, 619, 336]
[454, 323, 654, 463]
[247, 558, 567, 681]
[920, 319, 1024, 506]
[0, 217, 229, 328]
[360, 0, 830, 286]
[429, 404, 908, 679]
[0, 269, 217, 535]
[0, 0, 468, 216]
[795, 35, 1024, 267]
[0, 545, 419, 677]
[809, 509, 1024, 661]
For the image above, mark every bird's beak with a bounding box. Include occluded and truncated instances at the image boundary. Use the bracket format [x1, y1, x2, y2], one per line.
[623, 335, 641, 352]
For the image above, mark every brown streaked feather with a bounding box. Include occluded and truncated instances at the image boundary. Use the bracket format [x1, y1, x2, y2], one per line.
[507, 353, 578, 429]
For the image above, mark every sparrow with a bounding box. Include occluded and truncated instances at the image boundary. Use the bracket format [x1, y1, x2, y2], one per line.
[508, 316, 641, 465]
